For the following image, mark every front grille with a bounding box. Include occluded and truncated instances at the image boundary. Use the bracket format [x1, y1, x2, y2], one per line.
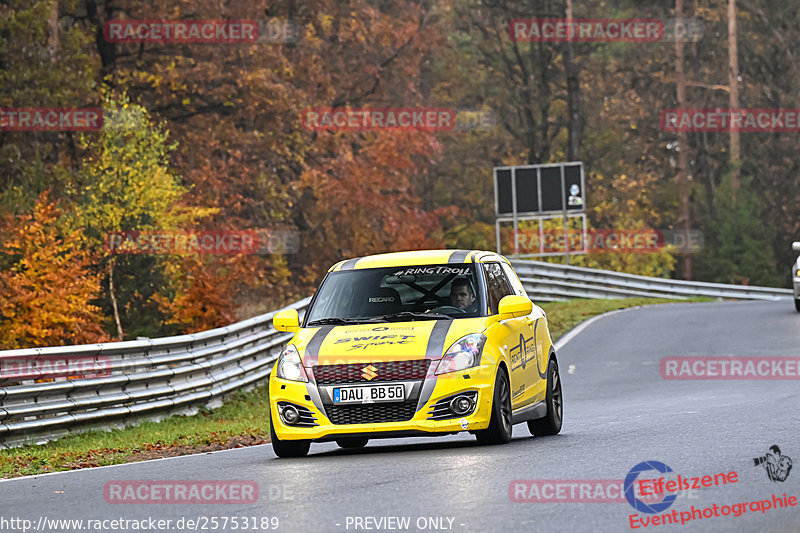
[326, 400, 418, 425]
[314, 360, 431, 385]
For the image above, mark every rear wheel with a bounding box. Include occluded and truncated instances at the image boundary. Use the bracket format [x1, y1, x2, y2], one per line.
[475, 368, 513, 445]
[269, 411, 310, 458]
[795, 298, 800, 312]
[528, 358, 563, 436]
[335, 437, 369, 449]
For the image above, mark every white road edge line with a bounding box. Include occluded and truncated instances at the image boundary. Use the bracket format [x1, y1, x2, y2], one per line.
[554, 306, 643, 351]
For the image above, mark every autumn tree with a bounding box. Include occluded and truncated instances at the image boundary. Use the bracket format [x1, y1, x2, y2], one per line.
[71, 93, 215, 338]
[0, 193, 108, 349]
[0, 0, 99, 213]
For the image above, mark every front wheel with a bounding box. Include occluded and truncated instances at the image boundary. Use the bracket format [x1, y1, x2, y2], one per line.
[795, 298, 800, 312]
[528, 358, 563, 436]
[270, 411, 310, 458]
[475, 368, 513, 445]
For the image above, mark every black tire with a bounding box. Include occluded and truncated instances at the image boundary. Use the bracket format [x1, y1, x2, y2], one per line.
[475, 368, 513, 445]
[335, 437, 369, 449]
[269, 412, 310, 458]
[795, 298, 800, 312]
[528, 358, 563, 436]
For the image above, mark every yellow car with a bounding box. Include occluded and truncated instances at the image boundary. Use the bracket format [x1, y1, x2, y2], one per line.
[268, 249, 563, 457]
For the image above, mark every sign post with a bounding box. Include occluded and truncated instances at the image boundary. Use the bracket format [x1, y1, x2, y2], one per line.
[493, 162, 587, 260]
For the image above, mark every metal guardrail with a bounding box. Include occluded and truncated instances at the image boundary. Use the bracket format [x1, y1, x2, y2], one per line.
[0, 298, 311, 448]
[0, 260, 790, 447]
[511, 260, 793, 301]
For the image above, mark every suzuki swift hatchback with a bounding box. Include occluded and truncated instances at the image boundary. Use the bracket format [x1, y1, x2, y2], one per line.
[268, 249, 563, 457]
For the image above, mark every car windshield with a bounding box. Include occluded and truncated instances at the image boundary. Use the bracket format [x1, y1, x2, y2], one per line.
[305, 264, 484, 325]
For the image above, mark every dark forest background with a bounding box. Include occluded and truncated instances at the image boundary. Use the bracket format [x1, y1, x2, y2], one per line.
[1, 0, 797, 348]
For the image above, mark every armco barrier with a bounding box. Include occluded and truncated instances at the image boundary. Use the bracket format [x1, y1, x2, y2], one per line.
[0, 298, 311, 448]
[510, 260, 792, 302]
[0, 261, 790, 447]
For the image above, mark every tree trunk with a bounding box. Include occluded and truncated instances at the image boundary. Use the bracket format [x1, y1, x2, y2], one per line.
[728, 0, 741, 203]
[85, 0, 117, 77]
[47, 0, 58, 57]
[675, 0, 692, 280]
[563, 0, 582, 161]
[108, 259, 124, 340]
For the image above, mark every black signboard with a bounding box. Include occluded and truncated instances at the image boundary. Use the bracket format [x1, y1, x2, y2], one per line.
[494, 162, 585, 216]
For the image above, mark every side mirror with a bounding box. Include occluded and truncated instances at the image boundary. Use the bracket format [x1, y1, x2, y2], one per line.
[497, 295, 533, 320]
[793, 242, 800, 252]
[273, 309, 300, 333]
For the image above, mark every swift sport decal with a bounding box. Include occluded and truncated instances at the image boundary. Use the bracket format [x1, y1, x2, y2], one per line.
[334, 334, 416, 351]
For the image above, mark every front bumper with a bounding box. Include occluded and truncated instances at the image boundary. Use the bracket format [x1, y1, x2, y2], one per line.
[269, 366, 495, 441]
[793, 278, 800, 299]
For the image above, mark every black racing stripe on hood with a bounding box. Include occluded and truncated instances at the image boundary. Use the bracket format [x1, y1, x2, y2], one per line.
[448, 249, 471, 264]
[303, 325, 335, 367]
[416, 320, 454, 412]
[339, 258, 360, 270]
[425, 320, 453, 358]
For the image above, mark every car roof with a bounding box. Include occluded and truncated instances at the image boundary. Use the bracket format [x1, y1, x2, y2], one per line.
[328, 249, 509, 272]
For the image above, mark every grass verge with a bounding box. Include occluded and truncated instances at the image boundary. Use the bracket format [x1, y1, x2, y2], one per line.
[540, 296, 710, 341]
[0, 297, 708, 478]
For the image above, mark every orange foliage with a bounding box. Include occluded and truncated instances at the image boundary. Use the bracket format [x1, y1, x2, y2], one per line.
[151, 256, 236, 334]
[298, 130, 446, 281]
[0, 193, 108, 349]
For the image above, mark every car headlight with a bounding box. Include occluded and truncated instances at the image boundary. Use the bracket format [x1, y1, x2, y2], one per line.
[275, 345, 308, 382]
[435, 334, 487, 375]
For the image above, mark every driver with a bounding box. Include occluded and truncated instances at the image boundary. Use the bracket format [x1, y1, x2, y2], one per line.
[449, 277, 478, 313]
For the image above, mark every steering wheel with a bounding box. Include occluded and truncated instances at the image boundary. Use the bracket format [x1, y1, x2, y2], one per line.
[429, 305, 466, 314]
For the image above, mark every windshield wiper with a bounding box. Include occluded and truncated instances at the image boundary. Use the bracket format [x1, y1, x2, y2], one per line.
[372, 311, 453, 322]
[306, 317, 365, 326]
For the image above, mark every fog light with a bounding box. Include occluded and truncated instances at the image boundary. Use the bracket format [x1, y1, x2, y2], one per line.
[281, 404, 300, 424]
[450, 395, 474, 416]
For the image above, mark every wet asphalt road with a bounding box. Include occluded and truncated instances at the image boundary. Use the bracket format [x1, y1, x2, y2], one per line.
[1, 300, 799, 533]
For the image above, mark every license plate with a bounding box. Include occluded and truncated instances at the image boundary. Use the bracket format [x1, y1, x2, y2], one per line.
[333, 384, 405, 404]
